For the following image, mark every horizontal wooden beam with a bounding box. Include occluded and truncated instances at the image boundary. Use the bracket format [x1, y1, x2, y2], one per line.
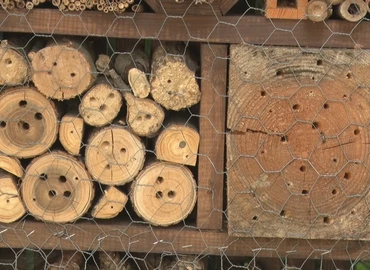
[0, 9, 369, 48]
[0, 220, 370, 260]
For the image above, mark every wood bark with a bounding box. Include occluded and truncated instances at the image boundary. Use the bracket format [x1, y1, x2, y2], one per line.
[59, 112, 84, 156]
[0, 87, 59, 158]
[49, 252, 84, 270]
[130, 161, 197, 226]
[79, 82, 122, 127]
[150, 43, 200, 111]
[0, 171, 26, 223]
[91, 186, 128, 219]
[0, 39, 29, 86]
[0, 155, 23, 178]
[155, 123, 199, 166]
[124, 92, 165, 138]
[337, 0, 366, 22]
[306, 0, 332, 22]
[85, 126, 145, 185]
[31, 38, 97, 100]
[95, 54, 111, 75]
[21, 151, 94, 223]
[99, 252, 135, 270]
[128, 68, 150, 98]
[114, 49, 150, 83]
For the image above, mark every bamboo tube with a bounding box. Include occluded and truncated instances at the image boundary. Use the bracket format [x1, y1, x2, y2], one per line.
[126, 0, 133, 3]
[306, 0, 332, 21]
[103, 6, 109, 12]
[32, 0, 39, 6]
[51, 0, 60, 6]
[68, 3, 75, 10]
[7, 1, 14, 9]
[97, 3, 103, 9]
[16, 0, 25, 7]
[80, 3, 85, 9]
[75, 0, 80, 6]
[131, 3, 144, 12]
[25, 1, 33, 9]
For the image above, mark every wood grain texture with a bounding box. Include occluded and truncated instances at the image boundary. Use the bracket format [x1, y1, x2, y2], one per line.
[2, 10, 370, 48]
[227, 45, 370, 240]
[1, 220, 370, 260]
[219, 0, 239, 15]
[196, 44, 227, 230]
[144, 0, 222, 15]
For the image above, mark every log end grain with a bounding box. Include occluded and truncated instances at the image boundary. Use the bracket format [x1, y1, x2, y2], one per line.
[131, 162, 197, 226]
[0, 155, 23, 178]
[337, 0, 367, 22]
[306, 0, 332, 22]
[91, 186, 128, 219]
[59, 113, 84, 156]
[22, 152, 94, 223]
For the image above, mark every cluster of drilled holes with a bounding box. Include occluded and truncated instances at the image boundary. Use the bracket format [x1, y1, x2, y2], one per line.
[137, 114, 152, 121]
[323, 216, 334, 225]
[0, 121, 6, 128]
[154, 176, 176, 200]
[179, 141, 186, 148]
[34, 113, 43, 120]
[19, 121, 30, 130]
[19, 100, 27, 108]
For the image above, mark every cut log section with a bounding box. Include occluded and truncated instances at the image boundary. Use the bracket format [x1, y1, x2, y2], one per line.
[85, 126, 145, 185]
[49, 252, 83, 270]
[337, 0, 367, 22]
[79, 82, 122, 127]
[124, 92, 165, 137]
[114, 49, 150, 83]
[306, 0, 332, 22]
[0, 171, 26, 223]
[91, 186, 128, 219]
[131, 162, 197, 226]
[0, 40, 29, 86]
[0, 87, 59, 159]
[150, 43, 201, 111]
[21, 151, 94, 223]
[59, 113, 84, 156]
[0, 155, 23, 178]
[31, 38, 97, 100]
[155, 124, 199, 166]
[128, 68, 150, 98]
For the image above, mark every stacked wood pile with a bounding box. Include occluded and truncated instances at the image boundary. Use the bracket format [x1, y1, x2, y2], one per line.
[0, 37, 199, 227]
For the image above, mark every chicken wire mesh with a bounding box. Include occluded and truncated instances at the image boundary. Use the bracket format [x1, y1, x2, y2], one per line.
[0, 0, 369, 269]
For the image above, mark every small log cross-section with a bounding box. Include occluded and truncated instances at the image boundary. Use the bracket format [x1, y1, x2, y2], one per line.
[0, 87, 59, 159]
[150, 43, 201, 111]
[0, 171, 26, 223]
[128, 68, 150, 98]
[155, 123, 200, 166]
[49, 252, 84, 270]
[79, 82, 123, 127]
[22, 151, 94, 223]
[85, 126, 145, 185]
[337, 0, 367, 22]
[59, 113, 84, 156]
[124, 92, 165, 137]
[91, 186, 128, 219]
[0, 40, 29, 86]
[265, 0, 308, 19]
[306, 0, 332, 22]
[0, 155, 23, 178]
[31, 39, 96, 100]
[131, 162, 197, 226]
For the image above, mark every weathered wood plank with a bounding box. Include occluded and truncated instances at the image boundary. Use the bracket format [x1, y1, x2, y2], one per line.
[0, 9, 370, 48]
[144, 0, 222, 15]
[0, 220, 369, 260]
[219, 0, 239, 15]
[196, 43, 227, 230]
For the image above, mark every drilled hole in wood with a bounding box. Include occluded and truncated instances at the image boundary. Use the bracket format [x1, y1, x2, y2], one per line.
[292, 104, 300, 110]
[312, 76, 315, 80]
[48, 190, 56, 198]
[167, 79, 172, 84]
[63, 191, 71, 198]
[59, 176, 67, 183]
[317, 60, 323, 66]
[346, 72, 352, 79]
[269, 109, 273, 113]
[332, 189, 338, 195]
[6, 199, 9, 203]
[100, 104, 107, 111]
[287, 182, 293, 187]
[252, 216, 258, 221]
[5, 58, 12, 65]
[332, 158, 338, 163]
[323, 103, 329, 109]
[53, 62, 57, 66]
[280, 210, 286, 217]
[323, 216, 334, 225]
[299, 166, 306, 172]
[47, 71, 52, 75]
[168, 190, 176, 198]
[156, 176, 164, 184]
[33, 198, 36, 201]
[120, 148, 127, 154]
[168, 91, 172, 95]
[344, 172, 351, 180]
[105, 164, 111, 170]
[302, 189, 309, 195]
[280, 136, 287, 143]
[19, 100, 27, 108]
[70, 130, 74, 134]
[354, 129, 360, 135]
[343, 94, 348, 99]
[179, 141, 186, 148]
[89, 97, 96, 102]
[156, 191, 163, 199]
[34, 113, 43, 120]
[351, 210, 356, 215]
[74, 176, 79, 181]
[101, 141, 110, 149]
[145, 114, 152, 120]
[276, 70, 284, 77]
[261, 91, 267, 97]
[19, 121, 30, 130]
[0, 121, 6, 128]
[312, 122, 319, 129]
[137, 116, 142, 121]
[39, 173, 48, 181]
[348, 3, 360, 14]
[70, 72, 76, 77]
[260, 150, 265, 154]
[108, 93, 115, 98]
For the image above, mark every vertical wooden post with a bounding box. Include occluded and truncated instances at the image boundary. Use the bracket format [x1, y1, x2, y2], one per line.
[196, 43, 227, 230]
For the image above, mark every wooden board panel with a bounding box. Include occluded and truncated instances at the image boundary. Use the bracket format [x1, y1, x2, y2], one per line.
[1, 220, 370, 260]
[144, 0, 222, 15]
[1, 10, 370, 48]
[227, 45, 370, 240]
[266, 0, 308, 19]
[196, 44, 227, 230]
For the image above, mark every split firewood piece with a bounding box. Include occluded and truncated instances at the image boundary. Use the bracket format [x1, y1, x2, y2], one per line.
[79, 82, 122, 127]
[49, 252, 84, 270]
[95, 54, 111, 75]
[128, 68, 150, 98]
[150, 43, 200, 111]
[91, 186, 128, 219]
[0, 155, 23, 178]
[0, 87, 59, 159]
[337, 0, 366, 22]
[124, 92, 165, 137]
[21, 151, 94, 223]
[155, 123, 199, 166]
[99, 252, 135, 270]
[0, 40, 29, 86]
[85, 126, 145, 185]
[114, 49, 150, 83]
[131, 162, 197, 226]
[0, 171, 26, 223]
[59, 112, 84, 156]
[307, 0, 332, 22]
[109, 68, 130, 90]
[31, 38, 97, 100]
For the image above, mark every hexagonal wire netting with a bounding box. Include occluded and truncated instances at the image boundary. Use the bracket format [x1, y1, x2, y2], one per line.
[0, 0, 369, 269]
